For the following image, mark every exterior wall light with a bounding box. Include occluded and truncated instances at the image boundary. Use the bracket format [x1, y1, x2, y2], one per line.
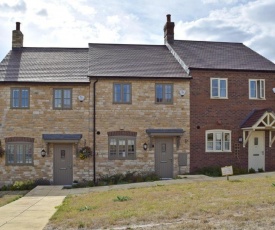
[143, 143, 148, 151]
[41, 149, 46, 157]
[238, 137, 243, 143]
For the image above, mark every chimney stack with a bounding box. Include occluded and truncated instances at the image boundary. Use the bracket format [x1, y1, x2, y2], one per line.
[12, 22, 23, 49]
[163, 14, 174, 44]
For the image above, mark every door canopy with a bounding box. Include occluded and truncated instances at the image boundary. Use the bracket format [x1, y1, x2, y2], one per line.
[241, 108, 275, 147]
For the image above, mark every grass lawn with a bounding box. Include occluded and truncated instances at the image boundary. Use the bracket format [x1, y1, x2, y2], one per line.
[0, 191, 28, 207]
[46, 176, 275, 229]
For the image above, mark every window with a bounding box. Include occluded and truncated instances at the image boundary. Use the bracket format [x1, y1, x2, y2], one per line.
[109, 137, 136, 160]
[6, 142, 33, 165]
[210, 78, 227, 99]
[113, 83, 131, 103]
[53, 89, 72, 109]
[11, 88, 30, 108]
[249, 79, 265, 99]
[155, 84, 173, 103]
[206, 130, 231, 152]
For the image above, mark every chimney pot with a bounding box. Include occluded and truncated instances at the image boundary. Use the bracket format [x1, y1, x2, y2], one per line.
[16, 22, 20, 31]
[166, 14, 171, 22]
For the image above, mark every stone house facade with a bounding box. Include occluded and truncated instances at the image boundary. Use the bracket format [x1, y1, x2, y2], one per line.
[1, 15, 275, 186]
[0, 20, 190, 186]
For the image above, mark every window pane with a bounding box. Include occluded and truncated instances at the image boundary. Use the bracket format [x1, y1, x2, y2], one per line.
[118, 140, 126, 157]
[212, 79, 219, 97]
[207, 133, 213, 150]
[165, 85, 172, 102]
[224, 133, 230, 150]
[63, 98, 71, 108]
[17, 144, 24, 164]
[260, 80, 265, 98]
[7, 144, 15, 164]
[12, 89, 20, 107]
[123, 84, 130, 103]
[114, 84, 121, 102]
[250, 81, 256, 98]
[220, 80, 227, 97]
[25, 144, 33, 164]
[54, 90, 62, 108]
[156, 84, 163, 102]
[128, 139, 135, 155]
[21, 89, 29, 108]
[215, 133, 222, 150]
[110, 139, 117, 156]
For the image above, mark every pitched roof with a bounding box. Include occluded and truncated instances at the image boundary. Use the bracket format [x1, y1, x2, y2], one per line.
[240, 108, 273, 128]
[88, 43, 188, 78]
[170, 40, 275, 72]
[0, 48, 89, 82]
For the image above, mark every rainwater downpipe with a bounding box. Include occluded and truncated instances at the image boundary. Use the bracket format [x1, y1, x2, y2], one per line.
[93, 79, 98, 185]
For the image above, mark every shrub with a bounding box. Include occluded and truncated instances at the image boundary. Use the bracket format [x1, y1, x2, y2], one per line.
[258, 168, 264, 173]
[34, 178, 51, 186]
[249, 168, 256, 173]
[198, 166, 222, 177]
[11, 180, 36, 190]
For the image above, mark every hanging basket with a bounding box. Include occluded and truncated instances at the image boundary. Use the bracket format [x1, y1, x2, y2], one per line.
[0, 141, 5, 158]
[78, 146, 92, 160]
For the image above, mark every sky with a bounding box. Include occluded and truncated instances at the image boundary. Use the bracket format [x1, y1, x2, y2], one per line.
[0, 0, 275, 63]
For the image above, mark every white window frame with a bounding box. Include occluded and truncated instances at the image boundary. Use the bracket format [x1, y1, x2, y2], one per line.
[210, 78, 228, 99]
[205, 130, 231, 152]
[249, 79, 265, 99]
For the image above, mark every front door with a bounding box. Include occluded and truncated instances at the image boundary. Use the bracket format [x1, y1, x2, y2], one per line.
[155, 138, 173, 178]
[53, 144, 73, 185]
[248, 131, 265, 171]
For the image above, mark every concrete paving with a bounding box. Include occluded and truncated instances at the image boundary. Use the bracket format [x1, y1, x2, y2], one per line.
[1, 172, 275, 230]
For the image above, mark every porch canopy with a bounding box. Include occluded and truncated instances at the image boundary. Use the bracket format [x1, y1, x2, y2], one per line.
[42, 134, 82, 143]
[240, 108, 275, 147]
[146, 129, 184, 137]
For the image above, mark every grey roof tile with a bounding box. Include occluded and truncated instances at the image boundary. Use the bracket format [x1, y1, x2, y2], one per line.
[170, 40, 275, 71]
[0, 48, 89, 82]
[88, 43, 188, 78]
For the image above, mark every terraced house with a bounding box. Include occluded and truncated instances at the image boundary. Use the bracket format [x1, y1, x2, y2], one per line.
[0, 15, 275, 186]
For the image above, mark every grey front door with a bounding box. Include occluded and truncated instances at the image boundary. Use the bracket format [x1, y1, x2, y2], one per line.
[155, 138, 173, 178]
[53, 144, 73, 185]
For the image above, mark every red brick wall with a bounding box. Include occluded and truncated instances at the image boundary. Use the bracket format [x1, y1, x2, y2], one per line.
[190, 70, 275, 173]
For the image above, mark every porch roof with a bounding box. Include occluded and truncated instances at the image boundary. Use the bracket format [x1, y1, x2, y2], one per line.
[240, 108, 275, 130]
[146, 129, 184, 136]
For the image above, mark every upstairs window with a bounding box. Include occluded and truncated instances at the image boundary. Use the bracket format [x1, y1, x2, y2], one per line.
[249, 79, 265, 99]
[113, 83, 131, 104]
[211, 78, 227, 99]
[155, 84, 173, 104]
[11, 88, 30, 109]
[53, 89, 72, 109]
[206, 130, 231, 152]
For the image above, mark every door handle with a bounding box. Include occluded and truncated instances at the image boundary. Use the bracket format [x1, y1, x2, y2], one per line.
[60, 168, 66, 170]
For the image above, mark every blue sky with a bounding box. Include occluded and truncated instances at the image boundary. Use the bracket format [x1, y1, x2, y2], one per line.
[1, 0, 275, 63]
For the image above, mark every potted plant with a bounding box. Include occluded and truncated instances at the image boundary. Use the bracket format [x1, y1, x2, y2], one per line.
[78, 146, 92, 160]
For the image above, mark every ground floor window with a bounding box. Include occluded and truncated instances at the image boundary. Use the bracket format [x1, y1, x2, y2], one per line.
[5, 137, 34, 165]
[108, 131, 137, 160]
[109, 137, 136, 160]
[206, 130, 231, 152]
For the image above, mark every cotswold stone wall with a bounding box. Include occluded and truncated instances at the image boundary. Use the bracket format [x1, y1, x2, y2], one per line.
[0, 79, 190, 186]
[0, 83, 92, 186]
[92, 78, 190, 178]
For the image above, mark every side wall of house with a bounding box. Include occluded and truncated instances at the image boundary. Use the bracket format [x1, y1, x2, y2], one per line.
[92, 78, 190, 178]
[190, 70, 275, 173]
[0, 83, 93, 186]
